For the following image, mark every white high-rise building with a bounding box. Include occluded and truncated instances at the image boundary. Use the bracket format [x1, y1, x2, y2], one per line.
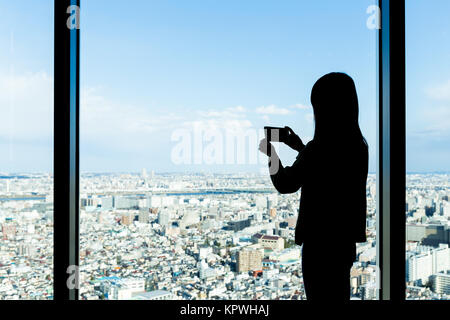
[433, 272, 450, 295]
[180, 211, 199, 229]
[109, 278, 145, 300]
[147, 195, 162, 208]
[407, 244, 450, 283]
[443, 202, 450, 217]
[199, 246, 213, 260]
[158, 210, 171, 227]
[255, 211, 263, 222]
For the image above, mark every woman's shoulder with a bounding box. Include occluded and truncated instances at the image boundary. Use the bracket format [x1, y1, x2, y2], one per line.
[294, 140, 315, 161]
[304, 140, 317, 150]
[300, 140, 317, 154]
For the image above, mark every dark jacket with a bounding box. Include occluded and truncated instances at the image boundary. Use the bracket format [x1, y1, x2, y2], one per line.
[269, 139, 368, 245]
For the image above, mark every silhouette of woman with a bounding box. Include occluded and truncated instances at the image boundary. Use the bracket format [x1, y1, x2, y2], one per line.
[259, 72, 368, 300]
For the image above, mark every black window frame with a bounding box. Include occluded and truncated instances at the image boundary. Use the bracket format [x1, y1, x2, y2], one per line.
[54, 0, 80, 300]
[52, 0, 406, 300]
[377, 0, 406, 300]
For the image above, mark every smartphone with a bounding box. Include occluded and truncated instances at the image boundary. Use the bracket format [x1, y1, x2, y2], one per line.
[264, 126, 288, 143]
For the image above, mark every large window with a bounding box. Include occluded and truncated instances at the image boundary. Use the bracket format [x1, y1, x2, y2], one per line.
[405, 0, 450, 300]
[0, 0, 417, 303]
[79, 0, 378, 300]
[0, 1, 54, 299]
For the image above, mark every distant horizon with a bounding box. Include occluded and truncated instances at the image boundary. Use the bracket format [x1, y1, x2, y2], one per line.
[0, 170, 449, 176]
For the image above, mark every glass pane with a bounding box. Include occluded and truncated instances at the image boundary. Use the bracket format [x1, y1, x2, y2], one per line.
[406, 0, 450, 300]
[80, 0, 378, 300]
[0, 1, 54, 299]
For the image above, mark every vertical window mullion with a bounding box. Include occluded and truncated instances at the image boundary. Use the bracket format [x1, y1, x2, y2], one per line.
[377, 0, 406, 300]
[54, 0, 80, 300]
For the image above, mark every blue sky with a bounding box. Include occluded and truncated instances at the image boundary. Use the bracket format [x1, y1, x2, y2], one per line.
[406, 0, 450, 172]
[0, 0, 448, 173]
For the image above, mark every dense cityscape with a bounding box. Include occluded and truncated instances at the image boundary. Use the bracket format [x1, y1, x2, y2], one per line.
[0, 173, 448, 300]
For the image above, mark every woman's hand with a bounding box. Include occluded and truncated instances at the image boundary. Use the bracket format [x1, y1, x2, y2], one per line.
[284, 126, 305, 152]
[259, 138, 276, 157]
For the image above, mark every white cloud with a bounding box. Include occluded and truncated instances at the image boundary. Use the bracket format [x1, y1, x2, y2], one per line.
[289, 103, 311, 110]
[426, 80, 450, 101]
[409, 105, 450, 140]
[416, 80, 450, 139]
[187, 105, 255, 134]
[229, 105, 246, 113]
[305, 113, 314, 123]
[81, 89, 257, 153]
[0, 71, 53, 141]
[261, 115, 270, 123]
[0, 72, 279, 166]
[0, 72, 182, 152]
[197, 105, 246, 119]
[255, 104, 291, 115]
[80, 87, 183, 150]
[423, 106, 450, 134]
[180, 119, 253, 133]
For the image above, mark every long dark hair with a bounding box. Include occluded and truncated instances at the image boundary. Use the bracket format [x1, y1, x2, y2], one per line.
[310, 72, 367, 148]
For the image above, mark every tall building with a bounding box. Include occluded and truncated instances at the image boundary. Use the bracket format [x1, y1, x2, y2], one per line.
[147, 195, 163, 208]
[432, 272, 450, 295]
[443, 202, 450, 217]
[121, 212, 134, 226]
[100, 196, 114, 210]
[266, 195, 278, 217]
[198, 259, 216, 280]
[266, 197, 272, 217]
[269, 208, 277, 218]
[406, 244, 450, 283]
[237, 245, 263, 273]
[138, 210, 149, 223]
[199, 246, 213, 260]
[114, 196, 139, 210]
[2, 219, 16, 240]
[158, 210, 171, 227]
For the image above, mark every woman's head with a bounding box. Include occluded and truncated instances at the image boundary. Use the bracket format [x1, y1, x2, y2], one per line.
[310, 72, 366, 145]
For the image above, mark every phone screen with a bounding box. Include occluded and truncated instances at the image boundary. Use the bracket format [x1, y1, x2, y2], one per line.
[264, 127, 287, 142]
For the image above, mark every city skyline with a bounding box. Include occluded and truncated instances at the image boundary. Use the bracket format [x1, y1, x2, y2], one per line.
[1, 171, 448, 299]
[0, 0, 449, 173]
